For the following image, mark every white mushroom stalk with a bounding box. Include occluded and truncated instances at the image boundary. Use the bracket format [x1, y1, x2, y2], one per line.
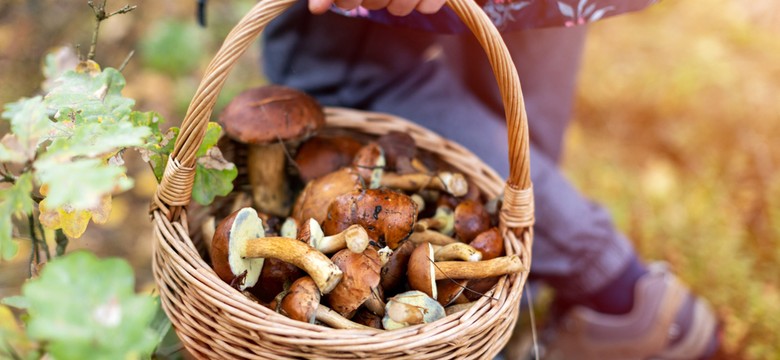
[433, 243, 482, 262]
[414, 206, 454, 235]
[300, 218, 369, 254]
[380, 171, 468, 197]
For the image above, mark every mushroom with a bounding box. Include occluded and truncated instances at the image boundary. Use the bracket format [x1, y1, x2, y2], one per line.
[352, 308, 384, 329]
[291, 167, 362, 224]
[382, 290, 445, 330]
[380, 240, 415, 296]
[321, 188, 418, 250]
[433, 242, 482, 262]
[376, 130, 432, 175]
[219, 85, 325, 217]
[294, 135, 363, 183]
[406, 242, 525, 299]
[380, 171, 469, 197]
[352, 142, 386, 189]
[279, 276, 373, 330]
[414, 205, 454, 235]
[325, 247, 384, 318]
[252, 257, 304, 303]
[295, 218, 370, 254]
[463, 227, 505, 301]
[211, 207, 343, 293]
[408, 229, 459, 246]
[453, 199, 491, 242]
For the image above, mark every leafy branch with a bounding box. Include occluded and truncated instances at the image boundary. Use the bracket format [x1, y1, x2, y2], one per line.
[86, 0, 137, 61]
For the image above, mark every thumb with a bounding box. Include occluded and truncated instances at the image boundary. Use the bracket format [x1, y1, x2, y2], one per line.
[309, 0, 333, 14]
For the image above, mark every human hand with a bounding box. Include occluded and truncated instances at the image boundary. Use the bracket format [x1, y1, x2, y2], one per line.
[309, 0, 447, 17]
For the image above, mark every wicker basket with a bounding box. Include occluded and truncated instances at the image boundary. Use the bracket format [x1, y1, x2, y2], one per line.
[150, 0, 535, 358]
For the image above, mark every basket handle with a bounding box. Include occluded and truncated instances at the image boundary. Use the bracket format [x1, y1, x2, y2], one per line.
[152, 0, 534, 230]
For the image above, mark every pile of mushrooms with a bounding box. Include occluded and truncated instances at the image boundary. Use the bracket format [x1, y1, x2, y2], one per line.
[208, 85, 525, 330]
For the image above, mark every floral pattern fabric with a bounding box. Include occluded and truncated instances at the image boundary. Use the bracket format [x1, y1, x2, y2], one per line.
[333, 0, 659, 33]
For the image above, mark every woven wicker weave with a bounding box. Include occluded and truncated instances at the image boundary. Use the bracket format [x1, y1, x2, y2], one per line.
[150, 0, 535, 358]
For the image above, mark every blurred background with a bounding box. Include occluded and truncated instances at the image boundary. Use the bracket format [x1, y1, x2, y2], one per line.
[0, 0, 779, 358]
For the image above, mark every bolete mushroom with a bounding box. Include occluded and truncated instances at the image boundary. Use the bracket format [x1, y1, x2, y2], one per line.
[325, 247, 384, 318]
[406, 242, 524, 299]
[376, 131, 421, 174]
[211, 207, 342, 293]
[322, 187, 418, 249]
[292, 167, 362, 224]
[453, 199, 491, 242]
[294, 135, 363, 183]
[380, 171, 469, 197]
[382, 290, 445, 330]
[414, 205, 454, 235]
[380, 240, 415, 296]
[352, 142, 386, 189]
[295, 218, 370, 254]
[279, 276, 372, 330]
[219, 85, 325, 217]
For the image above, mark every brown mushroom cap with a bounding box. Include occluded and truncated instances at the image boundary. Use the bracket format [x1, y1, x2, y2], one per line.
[326, 247, 382, 318]
[294, 135, 363, 183]
[292, 167, 362, 224]
[280, 276, 321, 323]
[380, 240, 415, 295]
[407, 243, 437, 299]
[454, 199, 491, 242]
[322, 188, 418, 249]
[251, 257, 304, 303]
[211, 208, 266, 289]
[376, 131, 417, 173]
[219, 85, 325, 145]
[352, 142, 385, 188]
[469, 227, 504, 260]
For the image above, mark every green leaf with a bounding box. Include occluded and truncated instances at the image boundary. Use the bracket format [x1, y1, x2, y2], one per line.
[192, 153, 238, 205]
[35, 158, 132, 209]
[197, 122, 222, 157]
[1, 296, 30, 310]
[0, 173, 34, 260]
[44, 68, 135, 124]
[44, 110, 150, 160]
[22, 251, 160, 360]
[1, 97, 52, 161]
[145, 127, 179, 182]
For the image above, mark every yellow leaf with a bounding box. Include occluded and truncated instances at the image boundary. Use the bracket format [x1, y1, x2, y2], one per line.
[75, 60, 102, 76]
[59, 209, 91, 238]
[38, 195, 112, 238]
[90, 195, 113, 225]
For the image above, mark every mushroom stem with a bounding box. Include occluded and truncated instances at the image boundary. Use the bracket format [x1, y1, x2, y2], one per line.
[408, 229, 459, 246]
[380, 172, 468, 197]
[433, 243, 482, 262]
[241, 236, 343, 294]
[414, 206, 454, 235]
[247, 143, 291, 217]
[432, 255, 524, 280]
[317, 224, 370, 254]
[316, 305, 374, 330]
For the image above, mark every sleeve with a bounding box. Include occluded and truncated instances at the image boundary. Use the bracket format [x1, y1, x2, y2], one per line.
[330, 0, 660, 33]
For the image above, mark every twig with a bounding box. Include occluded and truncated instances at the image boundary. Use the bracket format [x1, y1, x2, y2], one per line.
[27, 215, 39, 277]
[117, 50, 135, 72]
[86, 0, 137, 61]
[54, 229, 68, 256]
[36, 219, 51, 261]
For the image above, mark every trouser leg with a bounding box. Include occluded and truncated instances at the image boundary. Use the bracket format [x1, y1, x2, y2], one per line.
[263, 6, 634, 299]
